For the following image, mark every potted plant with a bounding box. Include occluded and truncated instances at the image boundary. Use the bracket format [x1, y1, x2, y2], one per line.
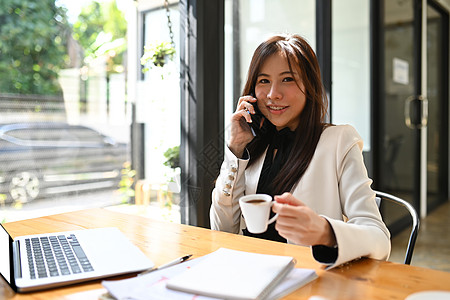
[140, 41, 176, 77]
[163, 145, 180, 169]
[117, 161, 136, 204]
[158, 145, 180, 210]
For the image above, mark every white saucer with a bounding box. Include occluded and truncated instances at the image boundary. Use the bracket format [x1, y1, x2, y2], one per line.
[406, 291, 450, 300]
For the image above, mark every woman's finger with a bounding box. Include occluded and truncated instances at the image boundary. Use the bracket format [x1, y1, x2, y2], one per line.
[274, 193, 306, 206]
[237, 94, 257, 105]
[237, 96, 257, 113]
[237, 102, 255, 116]
[232, 107, 252, 123]
[273, 202, 305, 217]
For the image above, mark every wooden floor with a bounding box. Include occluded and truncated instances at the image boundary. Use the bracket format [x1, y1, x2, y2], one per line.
[389, 200, 450, 272]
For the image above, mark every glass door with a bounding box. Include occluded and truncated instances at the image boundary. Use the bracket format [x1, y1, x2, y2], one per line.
[425, 2, 449, 213]
[378, 0, 448, 231]
[379, 0, 419, 229]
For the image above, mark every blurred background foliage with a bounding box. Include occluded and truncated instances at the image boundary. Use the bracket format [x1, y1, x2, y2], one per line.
[0, 0, 127, 96]
[0, 0, 70, 95]
[72, 0, 127, 74]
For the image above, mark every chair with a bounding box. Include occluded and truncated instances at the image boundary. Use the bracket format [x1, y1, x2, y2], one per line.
[374, 190, 420, 265]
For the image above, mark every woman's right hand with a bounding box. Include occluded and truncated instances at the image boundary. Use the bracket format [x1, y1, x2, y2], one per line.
[228, 95, 258, 158]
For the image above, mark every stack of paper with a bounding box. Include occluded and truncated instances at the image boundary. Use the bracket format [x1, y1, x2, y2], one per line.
[102, 248, 317, 300]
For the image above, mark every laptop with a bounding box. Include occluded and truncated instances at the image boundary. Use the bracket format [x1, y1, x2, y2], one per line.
[0, 225, 154, 292]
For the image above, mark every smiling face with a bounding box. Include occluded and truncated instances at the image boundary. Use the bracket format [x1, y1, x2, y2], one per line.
[254, 51, 306, 131]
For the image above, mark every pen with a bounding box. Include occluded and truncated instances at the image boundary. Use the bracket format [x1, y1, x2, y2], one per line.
[139, 254, 193, 276]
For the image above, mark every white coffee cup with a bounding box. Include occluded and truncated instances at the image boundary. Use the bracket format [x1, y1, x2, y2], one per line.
[239, 194, 278, 234]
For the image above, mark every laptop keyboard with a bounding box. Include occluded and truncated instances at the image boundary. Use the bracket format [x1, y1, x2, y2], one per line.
[24, 234, 94, 279]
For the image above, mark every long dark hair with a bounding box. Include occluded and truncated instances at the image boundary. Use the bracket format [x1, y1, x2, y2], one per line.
[242, 34, 331, 195]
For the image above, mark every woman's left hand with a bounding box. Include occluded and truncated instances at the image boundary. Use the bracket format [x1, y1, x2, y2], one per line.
[273, 192, 337, 247]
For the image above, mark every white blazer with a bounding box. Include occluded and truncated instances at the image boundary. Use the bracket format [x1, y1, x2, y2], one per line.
[210, 124, 391, 268]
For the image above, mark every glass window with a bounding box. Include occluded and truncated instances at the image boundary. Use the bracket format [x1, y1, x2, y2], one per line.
[140, 4, 180, 182]
[332, 0, 371, 150]
[224, 0, 316, 124]
[0, 0, 132, 222]
[135, 2, 181, 223]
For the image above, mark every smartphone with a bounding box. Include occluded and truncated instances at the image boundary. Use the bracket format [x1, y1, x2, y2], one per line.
[248, 93, 264, 137]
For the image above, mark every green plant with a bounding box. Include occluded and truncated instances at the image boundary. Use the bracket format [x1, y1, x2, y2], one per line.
[117, 161, 136, 204]
[140, 41, 176, 72]
[159, 145, 181, 213]
[0, 0, 70, 95]
[0, 194, 7, 223]
[0, 194, 6, 205]
[163, 145, 180, 169]
[72, 0, 127, 75]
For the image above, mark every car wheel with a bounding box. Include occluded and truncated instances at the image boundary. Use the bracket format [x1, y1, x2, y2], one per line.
[9, 172, 40, 203]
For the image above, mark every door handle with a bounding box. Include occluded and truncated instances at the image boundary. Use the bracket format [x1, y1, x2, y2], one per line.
[404, 95, 428, 129]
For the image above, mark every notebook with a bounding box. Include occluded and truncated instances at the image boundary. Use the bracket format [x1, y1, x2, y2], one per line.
[0, 224, 154, 292]
[103, 250, 317, 300]
[166, 248, 296, 300]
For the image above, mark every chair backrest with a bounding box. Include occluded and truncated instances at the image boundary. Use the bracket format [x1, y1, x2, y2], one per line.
[374, 190, 420, 265]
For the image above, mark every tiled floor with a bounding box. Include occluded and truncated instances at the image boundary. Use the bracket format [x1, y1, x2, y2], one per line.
[389, 200, 450, 272]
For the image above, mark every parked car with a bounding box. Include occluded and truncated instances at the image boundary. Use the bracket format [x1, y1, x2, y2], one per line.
[0, 122, 129, 204]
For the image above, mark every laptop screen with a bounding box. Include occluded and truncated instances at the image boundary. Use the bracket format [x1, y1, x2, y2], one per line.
[0, 224, 12, 285]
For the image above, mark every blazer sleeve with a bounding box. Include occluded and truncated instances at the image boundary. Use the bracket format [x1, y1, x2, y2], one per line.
[210, 146, 249, 234]
[312, 126, 391, 268]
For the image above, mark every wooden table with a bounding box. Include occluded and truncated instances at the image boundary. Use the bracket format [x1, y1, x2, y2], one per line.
[1, 208, 450, 300]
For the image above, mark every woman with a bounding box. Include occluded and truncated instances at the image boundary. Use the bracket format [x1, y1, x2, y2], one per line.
[210, 34, 391, 268]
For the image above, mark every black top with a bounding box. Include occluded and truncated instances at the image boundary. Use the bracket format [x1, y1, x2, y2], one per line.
[243, 128, 295, 242]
